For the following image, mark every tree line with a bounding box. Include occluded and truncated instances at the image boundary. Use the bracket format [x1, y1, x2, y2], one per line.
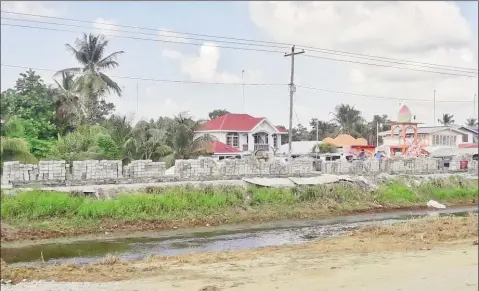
[1, 33, 477, 167]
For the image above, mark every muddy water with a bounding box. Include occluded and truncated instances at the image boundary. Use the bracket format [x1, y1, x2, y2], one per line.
[1, 206, 476, 266]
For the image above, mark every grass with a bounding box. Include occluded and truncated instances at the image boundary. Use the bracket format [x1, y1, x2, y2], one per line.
[1, 177, 477, 240]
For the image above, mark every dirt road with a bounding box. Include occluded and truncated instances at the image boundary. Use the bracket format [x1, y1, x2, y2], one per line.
[4, 244, 477, 291]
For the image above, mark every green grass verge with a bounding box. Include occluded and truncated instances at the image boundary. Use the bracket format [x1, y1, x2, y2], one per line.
[1, 177, 477, 232]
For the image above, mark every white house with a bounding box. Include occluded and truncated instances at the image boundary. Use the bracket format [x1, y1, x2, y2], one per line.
[378, 124, 478, 153]
[195, 113, 288, 156]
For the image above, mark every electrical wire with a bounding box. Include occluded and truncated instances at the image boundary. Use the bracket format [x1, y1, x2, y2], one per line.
[301, 55, 478, 78]
[2, 63, 476, 104]
[4, 22, 477, 78]
[0, 23, 285, 54]
[2, 10, 477, 73]
[1, 64, 286, 86]
[295, 85, 478, 104]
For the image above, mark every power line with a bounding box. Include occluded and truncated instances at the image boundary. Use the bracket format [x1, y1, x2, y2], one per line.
[0, 23, 284, 54]
[3, 22, 477, 79]
[0, 16, 289, 51]
[3, 63, 476, 104]
[1, 64, 287, 86]
[301, 47, 477, 74]
[301, 55, 478, 78]
[2, 10, 477, 73]
[295, 85, 478, 103]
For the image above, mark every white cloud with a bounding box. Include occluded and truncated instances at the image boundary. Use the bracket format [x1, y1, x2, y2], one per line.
[92, 18, 120, 38]
[1, 1, 61, 17]
[249, 1, 478, 125]
[162, 42, 241, 83]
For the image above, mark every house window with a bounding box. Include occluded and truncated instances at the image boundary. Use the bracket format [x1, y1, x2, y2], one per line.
[453, 136, 457, 145]
[265, 135, 269, 144]
[272, 134, 278, 148]
[226, 132, 239, 147]
[462, 134, 468, 143]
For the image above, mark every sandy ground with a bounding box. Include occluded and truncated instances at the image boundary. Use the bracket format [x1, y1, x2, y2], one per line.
[3, 244, 477, 291]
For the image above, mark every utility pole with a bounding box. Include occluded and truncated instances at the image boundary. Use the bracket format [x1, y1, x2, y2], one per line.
[316, 119, 319, 159]
[284, 45, 305, 160]
[433, 89, 436, 125]
[136, 84, 139, 114]
[474, 94, 477, 117]
[376, 121, 380, 146]
[242, 70, 245, 113]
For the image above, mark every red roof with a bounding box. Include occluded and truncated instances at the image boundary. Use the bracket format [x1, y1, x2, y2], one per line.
[198, 113, 286, 133]
[209, 140, 241, 154]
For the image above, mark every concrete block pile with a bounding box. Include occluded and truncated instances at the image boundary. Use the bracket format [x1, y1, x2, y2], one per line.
[72, 160, 122, 180]
[174, 157, 219, 178]
[1, 160, 67, 184]
[38, 160, 67, 181]
[125, 160, 166, 179]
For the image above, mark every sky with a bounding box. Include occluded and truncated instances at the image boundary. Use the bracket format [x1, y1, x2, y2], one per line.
[1, 1, 478, 128]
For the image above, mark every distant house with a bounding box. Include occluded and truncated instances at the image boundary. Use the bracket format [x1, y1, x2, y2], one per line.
[195, 113, 288, 156]
[378, 124, 478, 152]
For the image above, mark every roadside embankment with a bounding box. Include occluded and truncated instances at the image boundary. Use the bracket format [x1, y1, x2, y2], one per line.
[1, 176, 477, 242]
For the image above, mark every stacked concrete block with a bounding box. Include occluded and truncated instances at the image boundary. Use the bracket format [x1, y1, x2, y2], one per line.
[72, 160, 121, 180]
[128, 160, 166, 179]
[38, 160, 66, 181]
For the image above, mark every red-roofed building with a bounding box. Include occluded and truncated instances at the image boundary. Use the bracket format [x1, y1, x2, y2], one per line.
[195, 113, 287, 154]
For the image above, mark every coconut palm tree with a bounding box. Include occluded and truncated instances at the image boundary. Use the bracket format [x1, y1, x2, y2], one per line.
[159, 112, 215, 167]
[52, 72, 85, 117]
[438, 114, 455, 126]
[124, 120, 170, 161]
[331, 104, 365, 136]
[55, 33, 124, 98]
[465, 118, 478, 127]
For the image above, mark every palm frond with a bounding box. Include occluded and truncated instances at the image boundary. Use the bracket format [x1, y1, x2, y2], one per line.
[65, 44, 88, 66]
[96, 51, 124, 69]
[99, 72, 122, 96]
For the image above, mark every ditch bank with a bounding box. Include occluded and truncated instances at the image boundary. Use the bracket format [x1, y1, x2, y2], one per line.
[2, 206, 476, 267]
[1, 176, 477, 243]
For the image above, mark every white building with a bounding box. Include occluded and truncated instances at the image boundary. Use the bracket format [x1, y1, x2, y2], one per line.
[195, 113, 288, 156]
[378, 124, 478, 153]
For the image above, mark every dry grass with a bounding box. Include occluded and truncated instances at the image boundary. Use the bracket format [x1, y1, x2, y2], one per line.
[2, 214, 477, 283]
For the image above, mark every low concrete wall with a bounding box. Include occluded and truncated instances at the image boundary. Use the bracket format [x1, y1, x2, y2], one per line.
[1, 157, 315, 187]
[319, 157, 478, 175]
[1, 156, 476, 188]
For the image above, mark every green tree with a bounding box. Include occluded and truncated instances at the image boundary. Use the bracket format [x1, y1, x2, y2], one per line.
[312, 142, 336, 154]
[331, 104, 364, 137]
[309, 119, 338, 140]
[465, 118, 478, 127]
[438, 114, 455, 126]
[208, 109, 230, 120]
[56, 33, 122, 123]
[1, 70, 58, 141]
[124, 120, 170, 161]
[292, 124, 310, 141]
[48, 125, 120, 162]
[162, 112, 216, 167]
[0, 117, 38, 164]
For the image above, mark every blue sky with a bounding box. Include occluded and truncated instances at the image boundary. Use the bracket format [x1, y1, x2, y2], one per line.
[1, 1, 478, 126]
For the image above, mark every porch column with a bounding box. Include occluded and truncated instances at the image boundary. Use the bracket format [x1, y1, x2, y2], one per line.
[248, 133, 254, 151]
[268, 134, 274, 150]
